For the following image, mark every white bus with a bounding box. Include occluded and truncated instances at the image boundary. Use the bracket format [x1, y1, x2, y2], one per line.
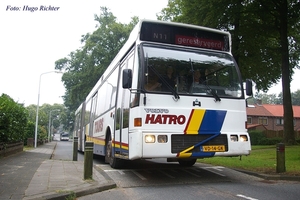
[74, 20, 253, 168]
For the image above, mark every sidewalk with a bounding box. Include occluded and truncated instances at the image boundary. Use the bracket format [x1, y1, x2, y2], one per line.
[0, 142, 116, 200]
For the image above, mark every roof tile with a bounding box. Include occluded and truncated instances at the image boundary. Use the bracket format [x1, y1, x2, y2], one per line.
[247, 104, 300, 118]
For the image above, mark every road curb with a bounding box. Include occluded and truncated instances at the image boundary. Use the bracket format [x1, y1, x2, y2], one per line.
[50, 141, 57, 159]
[234, 168, 300, 182]
[24, 181, 116, 200]
[44, 181, 116, 200]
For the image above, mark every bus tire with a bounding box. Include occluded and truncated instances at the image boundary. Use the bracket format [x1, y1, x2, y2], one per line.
[105, 132, 123, 169]
[178, 158, 197, 167]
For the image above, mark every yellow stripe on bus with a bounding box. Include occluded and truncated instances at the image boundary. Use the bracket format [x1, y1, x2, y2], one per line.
[113, 143, 129, 150]
[177, 145, 194, 158]
[177, 152, 192, 158]
[185, 109, 205, 134]
[86, 136, 105, 146]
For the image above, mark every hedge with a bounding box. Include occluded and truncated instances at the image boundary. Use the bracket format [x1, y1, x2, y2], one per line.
[0, 94, 28, 143]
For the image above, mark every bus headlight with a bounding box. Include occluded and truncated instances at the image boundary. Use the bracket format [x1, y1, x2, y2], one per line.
[158, 135, 168, 143]
[145, 135, 155, 143]
[230, 135, 238, 142]
[240, 135, 248, 142]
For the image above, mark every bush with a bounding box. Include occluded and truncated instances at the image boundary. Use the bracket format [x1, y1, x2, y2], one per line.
[23, 121, 48, 145]
[0, 94, 28, 143]
[265, 137, 283, 145]
[249, 130, 267, 145]
[249, 130, 284, 145]
[23, 121, 35, 145]
[39, 126, 47, 140]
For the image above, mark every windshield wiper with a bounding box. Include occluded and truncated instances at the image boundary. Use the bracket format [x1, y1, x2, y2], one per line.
[148, 65, 180, 100]
[202, 80, 221, 102]
[209, 88, 221, 102]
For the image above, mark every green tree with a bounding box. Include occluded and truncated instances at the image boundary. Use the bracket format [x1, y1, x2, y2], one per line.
[157, 0, 182, 21]
[25, 103, 65, 141]
[55, 7, 138, 124]
[158, 0, 300, 144]
[251, 90, 300, 106]
[254, 92, 283, 104]
[291, 90, 300, 105]
[254, 93, 278, 104]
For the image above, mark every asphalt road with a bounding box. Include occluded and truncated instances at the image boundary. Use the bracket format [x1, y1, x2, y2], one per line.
[52, 135, 300, 200]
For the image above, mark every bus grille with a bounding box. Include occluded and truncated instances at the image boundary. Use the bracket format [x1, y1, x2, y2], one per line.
[171, 134, 228, 153]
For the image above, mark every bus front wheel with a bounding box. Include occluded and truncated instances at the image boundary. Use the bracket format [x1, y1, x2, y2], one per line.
[178, 158, 197, 167]
[105, 133, 123, 169]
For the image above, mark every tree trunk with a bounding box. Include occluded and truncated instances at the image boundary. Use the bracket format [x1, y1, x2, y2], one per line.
[279, 0, 296, 145]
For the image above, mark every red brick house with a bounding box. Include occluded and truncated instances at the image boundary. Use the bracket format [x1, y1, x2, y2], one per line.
[246, 104, 300, 132]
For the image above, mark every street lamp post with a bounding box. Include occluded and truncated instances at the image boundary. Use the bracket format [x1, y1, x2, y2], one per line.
[34, 71, 63, 148]
[48, 109, 60, 142]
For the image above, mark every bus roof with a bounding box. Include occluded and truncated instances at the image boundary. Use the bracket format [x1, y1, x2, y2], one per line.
[138, 19, 231, 52]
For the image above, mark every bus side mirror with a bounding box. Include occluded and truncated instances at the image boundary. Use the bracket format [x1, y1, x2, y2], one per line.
[245, 79, 253, 96]
[123, 69, 132, 88]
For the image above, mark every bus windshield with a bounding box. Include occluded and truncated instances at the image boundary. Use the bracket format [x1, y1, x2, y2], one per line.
[143, 45, 242, 98]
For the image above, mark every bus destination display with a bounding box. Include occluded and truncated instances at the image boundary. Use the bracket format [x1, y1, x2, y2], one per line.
[140, 22, 229, 52]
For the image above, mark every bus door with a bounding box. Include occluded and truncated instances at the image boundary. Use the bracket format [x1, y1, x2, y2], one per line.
[89, 93, 98, 138]
[115, 62, 130, 158]
[75, 109, 83, 151]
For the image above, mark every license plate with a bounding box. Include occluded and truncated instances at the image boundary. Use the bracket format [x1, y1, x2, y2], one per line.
[202, 145, 225, 152]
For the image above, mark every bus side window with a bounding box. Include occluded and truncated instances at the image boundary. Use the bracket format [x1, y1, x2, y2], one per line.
[130, 93, 139, 107]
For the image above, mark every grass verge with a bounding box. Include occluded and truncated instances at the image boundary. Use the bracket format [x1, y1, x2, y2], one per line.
[23, 146, 34, 151]
[199, 145, 300, 176]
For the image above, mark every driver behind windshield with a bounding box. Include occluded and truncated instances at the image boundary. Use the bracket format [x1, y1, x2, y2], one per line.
[149, 66, 176, 91]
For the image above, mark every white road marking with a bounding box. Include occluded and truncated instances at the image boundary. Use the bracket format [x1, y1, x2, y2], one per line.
[202, 166, 225, 171]
[201, 166, 226, 177]
[181, 169, 201, 178]
[103, 169, 126, 174]
[236, 194, 259, 200]
[132, 171, 147, 180]
[158, 169, 175, 178]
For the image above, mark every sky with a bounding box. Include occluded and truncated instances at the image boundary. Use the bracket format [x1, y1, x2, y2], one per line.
[0, 0, 299, 107]
[267, 69, 300, 94]
[0, 0, 169, 106]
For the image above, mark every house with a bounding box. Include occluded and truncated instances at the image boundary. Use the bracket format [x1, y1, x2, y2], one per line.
[246, 103, 300, 132]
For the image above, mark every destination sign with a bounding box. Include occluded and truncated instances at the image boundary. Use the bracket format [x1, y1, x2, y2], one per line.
[140, 21, 229, 52]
